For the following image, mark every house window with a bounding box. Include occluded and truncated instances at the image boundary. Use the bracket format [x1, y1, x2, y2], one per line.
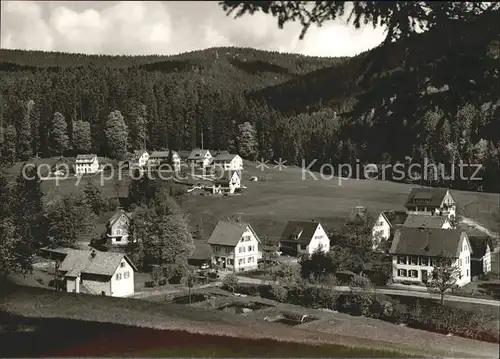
[410, 270, 418, 278]
[314, 235, 323, 239]
[397, 256, 407, 264]
[430, 258, 437, 266]
[466, 269, 469, 276]
[419, 257, 429, 266]
[398, 269, 407, 277]
[124, 271, 130, 279]
[120, 262, 125, 268]
[248, 256, 254, 263]
[238, 258, 244, 265]
[410, 256, 418, 265]
[225, 247, 231, 254]
[247, 245, 253, 252]
[117, 229, 122, 235]
[239, 247, 245, 253]
[116, 273, 122, 280]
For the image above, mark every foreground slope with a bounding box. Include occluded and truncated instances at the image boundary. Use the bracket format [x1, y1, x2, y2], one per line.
[1, 284, 498, 358]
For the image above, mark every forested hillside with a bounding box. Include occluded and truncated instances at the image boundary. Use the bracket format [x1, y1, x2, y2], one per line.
[0, 9, 499, 193]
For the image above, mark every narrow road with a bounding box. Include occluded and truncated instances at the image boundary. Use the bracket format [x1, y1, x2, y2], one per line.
[128, 274, 499, 307]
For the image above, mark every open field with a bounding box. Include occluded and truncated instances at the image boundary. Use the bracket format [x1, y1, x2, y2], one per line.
[185, 161, 500, 241]
[1, 284, 499, 358]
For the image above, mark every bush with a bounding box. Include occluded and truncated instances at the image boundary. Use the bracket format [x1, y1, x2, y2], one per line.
[145, 281, 156, 288]
[270, 284, 288, 302]
[222, 273, 239, 293]
[158, 278, 167, 286]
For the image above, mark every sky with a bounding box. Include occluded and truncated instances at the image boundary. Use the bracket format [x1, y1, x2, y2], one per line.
[0, 1, 387, 57]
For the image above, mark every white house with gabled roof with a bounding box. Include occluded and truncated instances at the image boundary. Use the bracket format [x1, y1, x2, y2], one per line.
[75, 154, 99, 175]
[207, 220, 262, 272]
[58, 249, 137, 297]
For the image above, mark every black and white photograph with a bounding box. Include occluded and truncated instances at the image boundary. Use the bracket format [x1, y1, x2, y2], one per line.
[0, 1, 499, 357]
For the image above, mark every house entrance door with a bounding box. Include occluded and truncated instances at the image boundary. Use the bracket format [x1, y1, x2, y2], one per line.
[421, 270, 428, 284]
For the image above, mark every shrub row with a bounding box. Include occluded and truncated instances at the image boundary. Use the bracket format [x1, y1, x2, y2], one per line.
[224, 282, 499, 343]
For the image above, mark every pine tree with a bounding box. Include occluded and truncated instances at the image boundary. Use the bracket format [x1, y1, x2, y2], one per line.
[17, 100, 34, 160]
[105, 110, 129, 160]
[72, 120, 92, 153]
[237, 121, 258, 159]
[50, 112, 69, 155]
[82, 179, 108, 216]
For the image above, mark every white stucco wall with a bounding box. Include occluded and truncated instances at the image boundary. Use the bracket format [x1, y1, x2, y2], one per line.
[75, 157, 99, 175]
[372, 214, 391, 249]
[234, 227, 260, 272]
[110, 259, 135, 297]
[307, 224, 330, 255]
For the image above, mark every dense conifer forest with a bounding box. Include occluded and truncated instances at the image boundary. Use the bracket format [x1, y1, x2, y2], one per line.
[0, 9, 499, 193]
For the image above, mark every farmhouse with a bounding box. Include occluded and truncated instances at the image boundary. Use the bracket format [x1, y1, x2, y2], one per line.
[148, 150, 180, 170]
[404, 188, 456, 218]
[58, 249, 137, 297]
[131, 150, 150, 167]
[468, 235, 493, 277]
[279, 220, 330, 257]
[211, 152, 243, 171]
[187, 149, 212, 168]
[403, 214, 452, 229]
[75, 154, 99, 175]
[372, 210, 408, 250]
[389, 227, 472, 287]
[207, 220, 262, 272]
[213, 171, 241, 194]
[106, 208, 132, 246]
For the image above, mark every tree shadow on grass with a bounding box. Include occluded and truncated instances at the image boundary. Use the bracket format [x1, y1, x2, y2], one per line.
[0, 309, 406, 358]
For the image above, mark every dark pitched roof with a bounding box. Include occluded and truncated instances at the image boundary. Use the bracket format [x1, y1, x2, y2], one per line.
[404, 187, 451, 208]
[108, 209, 131, 227]
[279, 221, 321, 245]
[190, 242, 212, 260]
[468, 235, 493, 258]
[75, 154, 97, 162]
[403, 214, 449, 229]
[188, 149, 211, 160]
[207, 220, 259, 246]
[380, 211, 408, 227]
[59, 249, 137, 277]
[390, 227, 467, 257]
[149, 151, 169, 158]
[213, 153, 239, 162]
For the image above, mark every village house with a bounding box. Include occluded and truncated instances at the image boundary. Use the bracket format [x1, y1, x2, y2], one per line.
[207, 220, 262, 272]
[468, 235, 493, 277]
[148, 150, 180, 171]
[212, 171, 241, 194]
[389, 227, 472, 287]
[132, 150, 150, 167]
[58, 249, 137, 297]
[106, 208, 132, 246]
[279, 220, 330, 257]
[404, 188, 457, 218]
[372, 210, 408, 250]
[187, 149, 212, 168]
[211, 152, 243, 171]
[403, 214, 453, 229]
[75, 154, 99, 175]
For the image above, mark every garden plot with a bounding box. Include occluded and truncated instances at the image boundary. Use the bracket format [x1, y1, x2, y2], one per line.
[217, 301, 275, 315]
